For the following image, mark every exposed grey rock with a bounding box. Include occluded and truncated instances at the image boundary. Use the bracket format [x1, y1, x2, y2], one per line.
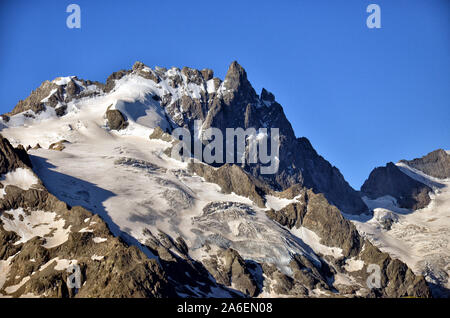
[202, 248, 259, 297]
[201, 69, 214, 81]
[149, 126, 174, 143]
[359, 241, 431, 298]
[132, 61, 160, 83]
[400, 149, 450, 179]
[361, 162, 432, 210]
[106, 109, 128, 130]
[178, 61, 367, 215]
[267, 188, 362, 258]
[6, 80, 59, 116]
[5, 77, 103, 118]
[188, 162, 269, 208]
[104, 70, 131, 93]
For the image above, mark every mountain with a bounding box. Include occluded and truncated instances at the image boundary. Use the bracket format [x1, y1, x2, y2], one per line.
[3, 61, 367, 215]
[0, 61, 436, 298]
[354, 150, 450, 297]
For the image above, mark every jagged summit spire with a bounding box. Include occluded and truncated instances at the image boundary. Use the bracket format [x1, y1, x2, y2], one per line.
[224, 61, 249, 89]
[260, 88, 275, 102]
[222, 61, 258, 104]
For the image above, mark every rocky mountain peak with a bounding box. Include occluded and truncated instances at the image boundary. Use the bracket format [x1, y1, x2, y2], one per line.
[261, 88, 275, 103]
[361, 161, 432, 210]
[399, 149, 450, 179]
[222, 61, 258, 105]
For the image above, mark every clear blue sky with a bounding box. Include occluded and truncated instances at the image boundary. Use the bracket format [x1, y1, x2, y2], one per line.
[1, 0, 449, 189]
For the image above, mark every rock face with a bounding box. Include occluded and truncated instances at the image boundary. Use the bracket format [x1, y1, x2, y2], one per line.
[203, 248, 260, 297]
[199, 62, 367, 214]
[265, 186, 431, 298]
[7, 77, 103, 118]
[361, 162, 432, 210]
[267, 189, 362, 257]
[0, 136, 31, 174]
[106, 109, 128, 130]
[0, 135, 175, 297]
[400, 149, 450, 179]
[135, 61, 366, 214]
[188, 162, 269, 208]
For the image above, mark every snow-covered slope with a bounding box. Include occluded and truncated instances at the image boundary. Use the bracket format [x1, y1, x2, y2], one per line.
[348, 163, 450, 296]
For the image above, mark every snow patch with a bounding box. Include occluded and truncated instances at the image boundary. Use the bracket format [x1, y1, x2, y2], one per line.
[93, 237, 107, 243]
[344, 258, 365, 272]
[5, 276, 30, 294]
[91, 255, 104, 261]
[0, 208, 70, 248]
[265, 194, 301, 211]
[291, 226, 343, 259]
[53, 76, 75, 86]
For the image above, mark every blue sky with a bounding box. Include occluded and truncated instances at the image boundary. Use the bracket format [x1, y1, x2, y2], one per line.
[0, 0, 449, 189]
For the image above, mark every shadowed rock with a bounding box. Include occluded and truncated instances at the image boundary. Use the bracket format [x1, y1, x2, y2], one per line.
[361, 162, 432, 210]
[400, 149, 450, 179]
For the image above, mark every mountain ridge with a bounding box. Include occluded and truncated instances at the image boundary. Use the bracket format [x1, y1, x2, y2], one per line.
[2, 60, 368, 215]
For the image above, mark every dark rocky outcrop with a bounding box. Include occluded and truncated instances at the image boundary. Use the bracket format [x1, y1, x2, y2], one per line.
[6, 81, 59, 116]
[361, 162, 432, 210]
[104, 70, 130, 93]
[358, 241, 431, 298]
[0, 186, 177, 298]
[188, 162, 269, 208]
[400, 149, 450, 179]
[267, 188, 362, 258]
[0, 135, 32, 174]
[106, 109, 128, 130]
[203, 248, 259, 297]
